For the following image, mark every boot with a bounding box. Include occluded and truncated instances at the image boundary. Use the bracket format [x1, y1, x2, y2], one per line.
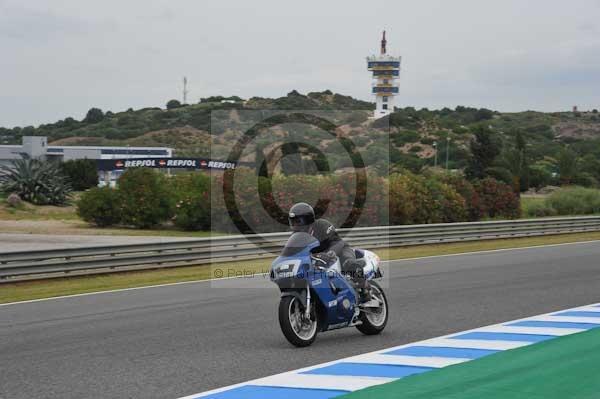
[358, 280, 379, 306]
[352, 268, 374, 304]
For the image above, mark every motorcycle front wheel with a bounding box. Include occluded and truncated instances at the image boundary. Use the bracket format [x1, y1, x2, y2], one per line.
[356, 280, 389, 335]
[278, 295, 318, 347]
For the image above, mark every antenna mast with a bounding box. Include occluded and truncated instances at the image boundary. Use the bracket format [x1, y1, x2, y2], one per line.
[380, 30, 387, 55]
[183, 77, 189, 104]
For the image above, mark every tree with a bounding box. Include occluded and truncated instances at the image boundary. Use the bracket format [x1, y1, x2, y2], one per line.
[474, 108, 494, 121]
[166, 99, 182, 109]
[60, 159, 98, 191]
[580, 154, 600, 183]
[21, 126, 36, 135]
[556, 148, 578, 185]
[465, 126, 502, 180]
[84, 108, 104, 123]
[499, 129, 529, 193]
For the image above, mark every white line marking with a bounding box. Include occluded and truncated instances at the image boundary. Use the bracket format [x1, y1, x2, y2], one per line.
[2, 239, 600, 307]
[251, 374, 394, 391]
[348, 353, 467, 368]
[417, 338, 531, 351]
[473, 325, 583, 336]
[563, 307, 600, 313]
[529, 316, 600, 323]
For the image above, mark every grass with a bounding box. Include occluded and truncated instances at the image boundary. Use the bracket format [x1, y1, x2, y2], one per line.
[3, 231, 600, 304]
[520, 195, 551, 218]
[0, 199, 225, 238]
[0, 203, 81, 221]
[520, 189, 600, 218]
[0, 192, 80, 221]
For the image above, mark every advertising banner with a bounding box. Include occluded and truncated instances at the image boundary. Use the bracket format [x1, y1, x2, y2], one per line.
[96, 158, 238, 171]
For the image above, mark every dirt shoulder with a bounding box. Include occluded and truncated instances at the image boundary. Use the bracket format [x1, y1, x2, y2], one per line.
[0, 219, 216, 237]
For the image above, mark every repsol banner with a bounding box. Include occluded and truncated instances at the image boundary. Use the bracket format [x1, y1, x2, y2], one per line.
[96, 158, 237, 171]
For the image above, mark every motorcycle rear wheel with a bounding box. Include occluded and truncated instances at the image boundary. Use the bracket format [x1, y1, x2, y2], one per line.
[278, 295, 318, 347]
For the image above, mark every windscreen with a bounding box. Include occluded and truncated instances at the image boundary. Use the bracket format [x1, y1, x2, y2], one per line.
[281, 232, 318, 257]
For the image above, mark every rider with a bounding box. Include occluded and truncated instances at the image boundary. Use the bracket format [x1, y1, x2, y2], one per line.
[288, 202, 372, 302]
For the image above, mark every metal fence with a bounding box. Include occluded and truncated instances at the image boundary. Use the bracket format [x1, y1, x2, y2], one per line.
[2, 216, 600, 281]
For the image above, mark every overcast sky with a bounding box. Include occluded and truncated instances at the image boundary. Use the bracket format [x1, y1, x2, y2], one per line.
[1, 0, 599, 127]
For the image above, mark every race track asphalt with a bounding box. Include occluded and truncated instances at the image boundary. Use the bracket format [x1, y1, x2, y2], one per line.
[1, 241, 599, 399]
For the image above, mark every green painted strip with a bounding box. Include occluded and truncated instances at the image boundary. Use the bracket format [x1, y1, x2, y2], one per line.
[339, 328, 600, 399]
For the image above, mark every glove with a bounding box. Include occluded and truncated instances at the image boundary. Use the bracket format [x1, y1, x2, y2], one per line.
[313, 250, 337, 265]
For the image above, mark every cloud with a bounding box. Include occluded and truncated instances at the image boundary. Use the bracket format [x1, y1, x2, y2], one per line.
[0, 4, 88, 42]
[0, 0, 599, 127]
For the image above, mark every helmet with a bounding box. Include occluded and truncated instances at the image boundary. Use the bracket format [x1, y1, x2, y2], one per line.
[288, 202, 315, 232]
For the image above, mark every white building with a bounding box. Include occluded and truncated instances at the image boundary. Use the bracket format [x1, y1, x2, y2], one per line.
[0, 136, 173, 186]
[0, 136, 173, 168]
[367, 31, 401, 118]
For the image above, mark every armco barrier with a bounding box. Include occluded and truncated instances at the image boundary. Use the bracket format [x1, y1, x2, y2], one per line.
[2, 216, 600, 281]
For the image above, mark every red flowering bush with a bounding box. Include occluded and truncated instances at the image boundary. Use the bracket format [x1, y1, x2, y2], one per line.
[210, 169, 387, 233]
[474, 177, 520, 219]
[439, 174, 484, 221]
[82, 169, 521, 232]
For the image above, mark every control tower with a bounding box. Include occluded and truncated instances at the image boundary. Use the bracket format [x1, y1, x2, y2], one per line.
[367, 31, 401, 118]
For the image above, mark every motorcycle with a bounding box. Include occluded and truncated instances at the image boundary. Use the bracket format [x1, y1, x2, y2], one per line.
[270, 231, 388, 347]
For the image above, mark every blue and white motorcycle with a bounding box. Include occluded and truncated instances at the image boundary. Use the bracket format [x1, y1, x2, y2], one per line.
[270, 232, 388, 347]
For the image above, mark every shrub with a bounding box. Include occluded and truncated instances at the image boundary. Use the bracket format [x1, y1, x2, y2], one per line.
[77, 187, 122, 227]
[485, 166, 513, 185]
[118, 168, 171, 228]
[439, 174, 483, 221]
[474, 177, 520, 219]
[522, 198, 557, 218]
[0, 156, 72, 205]
[319, 173, 388, 228]
[389, 172, 467, 224]
[210, 169, 388, 233]
[572, 172, 598, 188]
[424, 178, 467, 223]
[60, 159, 98, 191]
[546, 186, 600, 215]
[170, 173, 211, 230]
[389, 173, 423, 225]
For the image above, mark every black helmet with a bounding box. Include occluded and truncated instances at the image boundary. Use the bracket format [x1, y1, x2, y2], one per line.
[288, 202, 315, 232]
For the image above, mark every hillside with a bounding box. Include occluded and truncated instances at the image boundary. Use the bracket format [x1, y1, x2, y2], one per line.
[2, 90, 600, 188]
